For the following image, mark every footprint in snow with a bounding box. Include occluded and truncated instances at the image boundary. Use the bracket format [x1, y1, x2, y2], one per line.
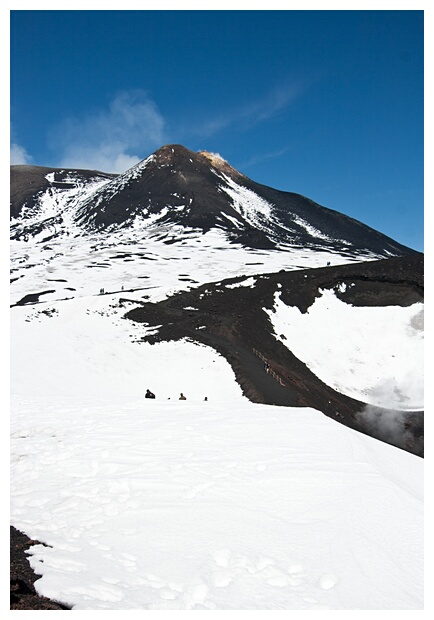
[210, 568, 233, 588]
[317, 573, 339, 590]
[67, 582, 125, 603]
[213, 548, 231, 567]
[182, 582, 209, 609]
[303, 594, 320, 604]
[255, 557, 275, 571]
[266, 573, 290, 587]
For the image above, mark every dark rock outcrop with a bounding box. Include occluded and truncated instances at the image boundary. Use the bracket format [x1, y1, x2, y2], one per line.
[10, 526, 70, 610]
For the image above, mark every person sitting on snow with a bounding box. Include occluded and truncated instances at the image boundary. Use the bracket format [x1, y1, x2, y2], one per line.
[145, 389, 156, 399]
[179, 393, 186, 400]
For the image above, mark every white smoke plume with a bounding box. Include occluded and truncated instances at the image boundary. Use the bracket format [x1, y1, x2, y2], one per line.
[10, 142, 33, 165]
[51, 90, 167, 173]
[358, 405, 416, 448]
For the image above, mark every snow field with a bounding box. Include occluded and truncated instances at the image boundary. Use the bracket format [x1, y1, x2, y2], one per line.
[10, 294, 424, 610]
[9, 211, 424, 610]
[10, 293, 424, 609]
[266, 288, 424, 410]
[10, 396, 423, 610]
[10, 296, 244, 402]
[10, 224, 378, 307]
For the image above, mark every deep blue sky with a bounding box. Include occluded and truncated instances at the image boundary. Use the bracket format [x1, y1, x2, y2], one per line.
[10, 9, 424, 251]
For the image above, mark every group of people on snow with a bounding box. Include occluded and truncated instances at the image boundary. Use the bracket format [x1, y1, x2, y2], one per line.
[145, 389, 208, 401]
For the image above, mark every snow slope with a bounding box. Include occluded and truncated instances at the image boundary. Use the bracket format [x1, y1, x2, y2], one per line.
[265, 288, 424, 410]
[10, 291, 424, 610]
[10, 396, 423, 611]
[10, 226, 379, 308]
[10, 161, 424, 609]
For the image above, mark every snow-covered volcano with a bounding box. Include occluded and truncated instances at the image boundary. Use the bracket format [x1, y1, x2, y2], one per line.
[11, 143, 416, 256]
[10, 144, 419, 309]
[10, 145, 424, 610]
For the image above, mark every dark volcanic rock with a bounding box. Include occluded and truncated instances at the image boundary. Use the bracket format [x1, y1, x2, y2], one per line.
[10, 526, 70, 610]
[15, 289, 56, 306]
[125, 254, 423, 457]
[73, 145, 274, 248]
[75, 145, 417, 255]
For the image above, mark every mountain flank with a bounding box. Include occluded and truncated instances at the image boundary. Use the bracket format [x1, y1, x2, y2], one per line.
[11, 144, 418, 257]
[125, 254, 423, 457]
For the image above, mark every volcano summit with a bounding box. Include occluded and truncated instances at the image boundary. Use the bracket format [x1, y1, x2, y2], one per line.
[11, 144, 416, 257]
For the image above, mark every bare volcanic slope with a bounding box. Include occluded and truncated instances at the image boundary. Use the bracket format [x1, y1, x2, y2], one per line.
[11, 144, 417, 258]
[125, 254, 423, 457]
[10, 165, 116, 220]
